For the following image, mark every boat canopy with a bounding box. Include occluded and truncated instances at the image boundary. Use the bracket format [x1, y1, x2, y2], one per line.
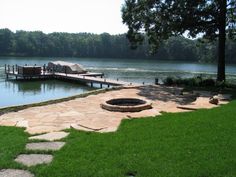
[48, 61, 87, 74]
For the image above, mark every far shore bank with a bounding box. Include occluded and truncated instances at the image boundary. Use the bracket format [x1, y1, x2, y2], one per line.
[1, 55, 236, 65]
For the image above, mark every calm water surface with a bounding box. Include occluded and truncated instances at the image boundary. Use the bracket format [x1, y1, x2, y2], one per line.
[0, 57, 236, 108]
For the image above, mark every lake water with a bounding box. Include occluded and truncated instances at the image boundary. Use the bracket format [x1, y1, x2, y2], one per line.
[0, 57, 236, 108]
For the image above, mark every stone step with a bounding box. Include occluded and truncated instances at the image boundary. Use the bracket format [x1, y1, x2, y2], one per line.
[29, 131, 69, 141]
[15, 154, 53, 167]
[0, 169, 34, 177]
[26, 142, 65, 151]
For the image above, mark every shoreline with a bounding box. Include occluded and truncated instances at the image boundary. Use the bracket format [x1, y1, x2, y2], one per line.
[0, 84, 230, 134]
[0, 87, 116, 116]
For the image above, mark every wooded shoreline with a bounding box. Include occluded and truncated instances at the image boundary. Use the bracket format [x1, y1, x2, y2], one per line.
[0, 28, 236, 64]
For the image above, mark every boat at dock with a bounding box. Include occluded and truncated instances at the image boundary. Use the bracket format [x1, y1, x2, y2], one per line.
[4, 61, 133, 88]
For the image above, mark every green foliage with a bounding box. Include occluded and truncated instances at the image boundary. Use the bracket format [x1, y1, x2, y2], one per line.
[163, 76, 176, 86]
[163, 76, 217, 87]
[0, 28, 13, 54]
[201, 78, 216, 87]
[0, 29, 147, 59]
[122, 0, 236, 81]
[122, 0, 236, 52]
[0, 28, 236, 63]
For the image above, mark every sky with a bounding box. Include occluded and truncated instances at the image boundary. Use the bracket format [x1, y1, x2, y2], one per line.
[0, 0, 128, 34]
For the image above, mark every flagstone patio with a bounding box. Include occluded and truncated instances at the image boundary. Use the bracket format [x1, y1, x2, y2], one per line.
[0, 85, 229, 134]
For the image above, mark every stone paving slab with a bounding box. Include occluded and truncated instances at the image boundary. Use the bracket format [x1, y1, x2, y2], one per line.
[27, 126, 69, 135]
[29, 131, 69, 141]
[16, 120, 28, 128]
[15, 154, 53, 167]
[0, 85, 229, 134]
[0, 169, 34, 177]
[26, 142, 65, 151]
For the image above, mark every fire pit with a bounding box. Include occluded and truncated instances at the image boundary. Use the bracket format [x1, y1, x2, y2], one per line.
[101, 98, 152, 112]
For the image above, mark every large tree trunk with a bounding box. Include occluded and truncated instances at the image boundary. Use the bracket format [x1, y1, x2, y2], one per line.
[217, 0, 227, 82]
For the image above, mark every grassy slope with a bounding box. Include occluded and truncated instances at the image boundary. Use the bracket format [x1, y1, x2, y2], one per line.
[32, 101, 236, 177]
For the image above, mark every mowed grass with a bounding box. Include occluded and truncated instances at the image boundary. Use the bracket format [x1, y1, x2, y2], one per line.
[0, 126, 28, 169]
[0, 101, 236, 177]
[32, 101, 236, 177]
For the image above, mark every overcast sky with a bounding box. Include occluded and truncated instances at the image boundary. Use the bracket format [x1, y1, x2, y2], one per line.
[0, 0, 128, 34]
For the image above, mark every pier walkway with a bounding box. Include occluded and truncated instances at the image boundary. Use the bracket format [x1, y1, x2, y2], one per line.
[5, 64, 133, 87]
[54, 73, 131, 87]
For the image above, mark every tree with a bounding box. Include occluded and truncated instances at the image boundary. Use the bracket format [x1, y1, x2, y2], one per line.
[122, 0, 236, 82]
[165, 36, 198, 61]
[0, 28, 13, 55]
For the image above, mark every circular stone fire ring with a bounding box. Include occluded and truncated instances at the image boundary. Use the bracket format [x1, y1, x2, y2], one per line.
[101, 98, 152, 112]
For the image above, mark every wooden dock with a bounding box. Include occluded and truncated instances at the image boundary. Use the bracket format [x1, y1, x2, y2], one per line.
[4, 64, 133, 88]
[54, 73, 131, 87]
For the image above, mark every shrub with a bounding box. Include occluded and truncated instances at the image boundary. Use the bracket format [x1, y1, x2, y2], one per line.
[163, 76, 176, 86]
[200, 78, 215, 87]
[163, 76, 217, 87]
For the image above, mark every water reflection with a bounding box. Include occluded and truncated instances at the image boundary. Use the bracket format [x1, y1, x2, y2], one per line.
[0, 78, 94, 108]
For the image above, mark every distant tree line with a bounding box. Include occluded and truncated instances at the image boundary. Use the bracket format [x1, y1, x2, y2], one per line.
[0, 28, 235, 63]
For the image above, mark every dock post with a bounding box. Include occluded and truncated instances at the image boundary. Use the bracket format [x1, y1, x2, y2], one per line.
[43, 64, 46, 75]
[8, 65, 10, 73]
[12, 65, 15, 74]
[108, 84, 110, 88]
[4, 64, 6, 74]
[91, 82, 93, 87]
[100, 83, 102, 88]
[155, 78, 159, 85]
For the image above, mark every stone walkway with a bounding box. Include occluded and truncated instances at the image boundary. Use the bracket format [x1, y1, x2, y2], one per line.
[0, 169, 34, 177]
[0, 85, 229, 135]
[29, 131, 69, 141]
[0, 131, 68, 176]
[26, 142, 65, 151]
[15, 154, 53, 167]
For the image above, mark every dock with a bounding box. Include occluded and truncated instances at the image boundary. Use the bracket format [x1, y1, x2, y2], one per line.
[4, 64, 133, 88]
[54, 73, 131, 87]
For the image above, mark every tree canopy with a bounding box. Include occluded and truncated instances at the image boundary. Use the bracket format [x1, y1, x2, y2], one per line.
[122, 0, 236, 81]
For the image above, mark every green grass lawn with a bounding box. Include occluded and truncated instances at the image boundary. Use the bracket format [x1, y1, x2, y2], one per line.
[1, 101, 236, 177]
[0, 126, 28, 169]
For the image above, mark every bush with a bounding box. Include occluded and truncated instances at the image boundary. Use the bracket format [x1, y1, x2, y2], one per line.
[163, 76, 217, 87]
[200, 78, 215, 87]
[163, 76, 176, 86]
